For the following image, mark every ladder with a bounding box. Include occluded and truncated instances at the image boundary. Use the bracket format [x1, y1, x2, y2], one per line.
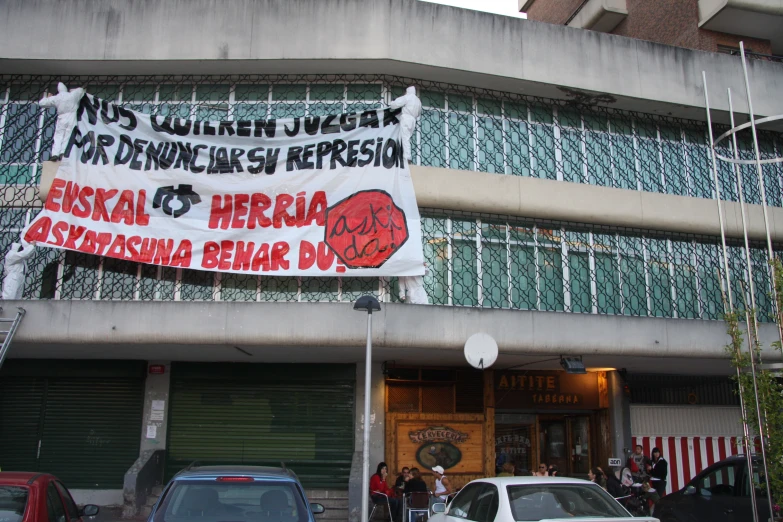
[0, 307, 25, 372]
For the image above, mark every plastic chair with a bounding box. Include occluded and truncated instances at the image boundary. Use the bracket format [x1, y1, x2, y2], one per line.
[369, 491, 394, 521]
[404, 491, 430, 522]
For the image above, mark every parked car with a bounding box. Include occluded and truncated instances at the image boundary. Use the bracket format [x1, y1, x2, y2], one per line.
[147, 465, 325, 522]
[0, 472, 99, 522]
[429, 476, 658, 522]
[654, 455, 771, 522]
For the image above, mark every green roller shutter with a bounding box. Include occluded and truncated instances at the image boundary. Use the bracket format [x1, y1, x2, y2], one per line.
[166, 363, 355, 489]
[0, 360, 145, 488]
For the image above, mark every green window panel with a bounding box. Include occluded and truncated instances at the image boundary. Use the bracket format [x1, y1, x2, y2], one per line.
[504, 119, 532, 177]
[477, 116, 504, 174]
[308, 102, 344, 117]
[660, 124, 688, 196]
[568, 250, 591, 313]
[594, 233, 621, 315]
[538, 246, 565, 312]
[683, 127, 713, 199]
[221, 274, 258, 302]
[448, 111, 475, 170]
[301, 277, 339, 302]
[636, 121, 664, 193]
[697, 243, 725, 320]
[100, 258, 138, 301]
[420, 110, 446, 167]
[481, 240, 509, 308]
[671, 246, 699, 319]
[347, 84, 382, 101]
[341, 277, 379, 302]
[509, 243, 537, 310]
[452, 240, 478, 306]
[608, 117, 637, 190]
[530, 123, 556, 180]
[1, 104, 40, 165]
[584, 115, 612, 187]
[180, 269, 215, 301]
[647, 240, 673, 317]
[58, 252, 100, 300]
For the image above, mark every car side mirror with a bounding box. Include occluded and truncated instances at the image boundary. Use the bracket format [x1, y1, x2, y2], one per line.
[432, 503, 447, 514]
[684, 485, 696, 496]
[310, 503, 325, 514]
[81, 505, 100, 517]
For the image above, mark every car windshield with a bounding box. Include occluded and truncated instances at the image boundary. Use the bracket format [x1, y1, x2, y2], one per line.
[0, 486, 28, 522]
[507, 484, 630, 520]
[152, 480, 309, 522]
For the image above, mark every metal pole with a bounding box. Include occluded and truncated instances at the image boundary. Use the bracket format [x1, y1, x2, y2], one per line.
[361, 311, 373, 522]
[739, 42, 783, 349]
[703, 72, 758, 522]
[728, 89, 775, 516]
[702, 72, 733, 310]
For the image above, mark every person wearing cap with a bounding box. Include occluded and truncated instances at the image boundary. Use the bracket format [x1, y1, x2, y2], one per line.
[431, 466, 452, 502]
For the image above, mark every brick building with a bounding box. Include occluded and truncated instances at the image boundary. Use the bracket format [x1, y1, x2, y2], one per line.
[521, 0, 782, 55]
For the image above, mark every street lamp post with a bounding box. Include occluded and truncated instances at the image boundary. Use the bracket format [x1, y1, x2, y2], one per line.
[354, 295, 381, 522]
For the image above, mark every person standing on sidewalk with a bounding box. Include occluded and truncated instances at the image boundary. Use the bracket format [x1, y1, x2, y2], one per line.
[649, 447, 668, 496]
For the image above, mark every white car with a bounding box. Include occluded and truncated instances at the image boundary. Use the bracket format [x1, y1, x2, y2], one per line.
[429, 476, 659, 522]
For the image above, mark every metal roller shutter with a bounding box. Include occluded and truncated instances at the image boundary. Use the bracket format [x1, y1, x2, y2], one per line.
[0, 360, 145, 488]
[166, 363, 355, 489]
[0, 377, 46, 472]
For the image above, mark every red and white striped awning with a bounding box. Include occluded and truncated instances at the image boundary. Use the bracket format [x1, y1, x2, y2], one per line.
[632, 436, 752, 494]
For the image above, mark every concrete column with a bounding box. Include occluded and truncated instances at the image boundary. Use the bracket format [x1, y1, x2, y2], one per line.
[607, 370, 632, 466]
[348, 362, 385, 522]
[140, 361, 171, 452]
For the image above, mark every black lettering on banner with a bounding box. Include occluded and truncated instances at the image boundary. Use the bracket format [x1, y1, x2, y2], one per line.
[248, 147, 266, 174]
[320, 115, 340, 135]
[190, 144, 208, 173]
[346, 139, 360, 167]
[174, 142, 193, 171]
[77, 95, 100, 125]
[172, 119, 192, 136]
[229, 148, 244, 173]
[114, 134, 134, 165]
[64, 127, 85, 159]
[286, 146, 304, 171]
[359, 110, 379, 128]
[151, 115, 176, 136]
[315, 141, 333, 169]
[254, 119, 276, 138]
[237, 121, 252, 137]
[100, 99, 120, 125]
[93, 134, 115, 165]
[304, 116, 320, 136]
[117, 106, 137, 131]
[284, 118, 300, 137]
[247, 148, 280, 175]
[330, 140, 348, 169]
[79, 131, 96, 164]
[301, 143, 315, 169]
[383, 108, 401, 127]
[340, 113, 357, 132]
[358, 139, 374, 167]
[130, 138, 149, 170]
[219, 121, 235, 136]
[203, 121, 217, 136]
[382, 138, 398, 169]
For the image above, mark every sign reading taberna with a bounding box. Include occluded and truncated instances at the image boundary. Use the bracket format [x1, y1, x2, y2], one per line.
[22, 94, 425, 277]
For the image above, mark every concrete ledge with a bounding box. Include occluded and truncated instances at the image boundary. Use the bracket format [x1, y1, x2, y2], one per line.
[411, 165, 783, 241]
[567, 0, 628, 33]
[3, 299, 779, 360]
[2, 0, 782, 120]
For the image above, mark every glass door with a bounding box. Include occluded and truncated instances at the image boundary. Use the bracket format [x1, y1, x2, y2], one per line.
[495, 420, 534, 475]
[538, 419, 568, 474]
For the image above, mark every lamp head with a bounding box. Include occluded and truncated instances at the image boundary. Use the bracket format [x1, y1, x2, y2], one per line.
[353, 295, 381, 314]
[560, 356, 586, 374]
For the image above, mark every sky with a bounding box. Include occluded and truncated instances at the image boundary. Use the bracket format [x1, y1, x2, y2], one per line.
[419, 0, 527, 18]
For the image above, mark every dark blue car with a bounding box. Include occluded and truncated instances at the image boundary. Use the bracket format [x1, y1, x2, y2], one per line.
[148, 465, 325, 522]
[654, 455, 770, 522]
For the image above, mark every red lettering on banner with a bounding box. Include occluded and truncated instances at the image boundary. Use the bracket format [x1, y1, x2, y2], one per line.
[316, 241, 335, 270]
[170, 240, 192, 267]
[126, 235, 141, 259]
[218, 240, 234, 270]
[51, 221, 68, 246]
[209, 195, 232, 230]
[135, 190, 150, 226]
[271, 242, 290, 270]
[45, 178, 66, 212]
[233, 241, 254, 271]
[24, 217, 52, 244]
[73, 186, 93, 219]
[111, 190, 135, 225]
[79, 230, 98, 255]
[61, 182, 80, 214]
[108, 235, 126, 257]
[249, 193, 272, 229]
[298, 240, 316, 270]
[231, 194, 250, 228]
[305, 191, 327, 227]
[153, 239, 174, 265]
[252, 243, 271, 272]
[202, 241, 220, 269]
[139, 238, 156, 263]
[273, 194, 295, 229]
[63, 225, 87, 249]
[92, 188, 118, 222]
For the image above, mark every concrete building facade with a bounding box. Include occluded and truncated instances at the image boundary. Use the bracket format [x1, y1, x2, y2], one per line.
[0, 1, 782, 520]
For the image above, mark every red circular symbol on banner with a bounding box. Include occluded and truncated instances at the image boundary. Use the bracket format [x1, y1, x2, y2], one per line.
[324, 190, 409, 269]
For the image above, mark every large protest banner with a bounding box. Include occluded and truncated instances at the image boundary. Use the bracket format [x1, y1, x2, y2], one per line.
[23, 94, 425, 276]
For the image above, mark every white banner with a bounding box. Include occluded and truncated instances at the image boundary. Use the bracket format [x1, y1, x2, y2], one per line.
[23, 94, 425, 276]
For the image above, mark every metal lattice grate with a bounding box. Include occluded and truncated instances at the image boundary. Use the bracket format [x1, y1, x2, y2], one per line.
[1, 74, 781, 322]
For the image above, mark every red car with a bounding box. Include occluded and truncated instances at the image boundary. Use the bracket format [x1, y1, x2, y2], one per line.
[0, 472, 99, 522]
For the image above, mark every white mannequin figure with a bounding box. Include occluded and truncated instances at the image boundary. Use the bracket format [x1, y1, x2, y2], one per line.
[39, 82, 86, 160]
[2, 242, 36, 300]
[388, 86, 422, 163]
[399, 263, 429, 304]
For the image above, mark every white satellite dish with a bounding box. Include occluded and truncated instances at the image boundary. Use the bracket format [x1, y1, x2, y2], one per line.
[464, 333, 499, 370]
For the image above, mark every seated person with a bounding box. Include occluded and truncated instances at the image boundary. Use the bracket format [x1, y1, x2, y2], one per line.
[404, 468, 429, 494]
[497, 463, 514, 477]
[395, 467, 410, 497]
